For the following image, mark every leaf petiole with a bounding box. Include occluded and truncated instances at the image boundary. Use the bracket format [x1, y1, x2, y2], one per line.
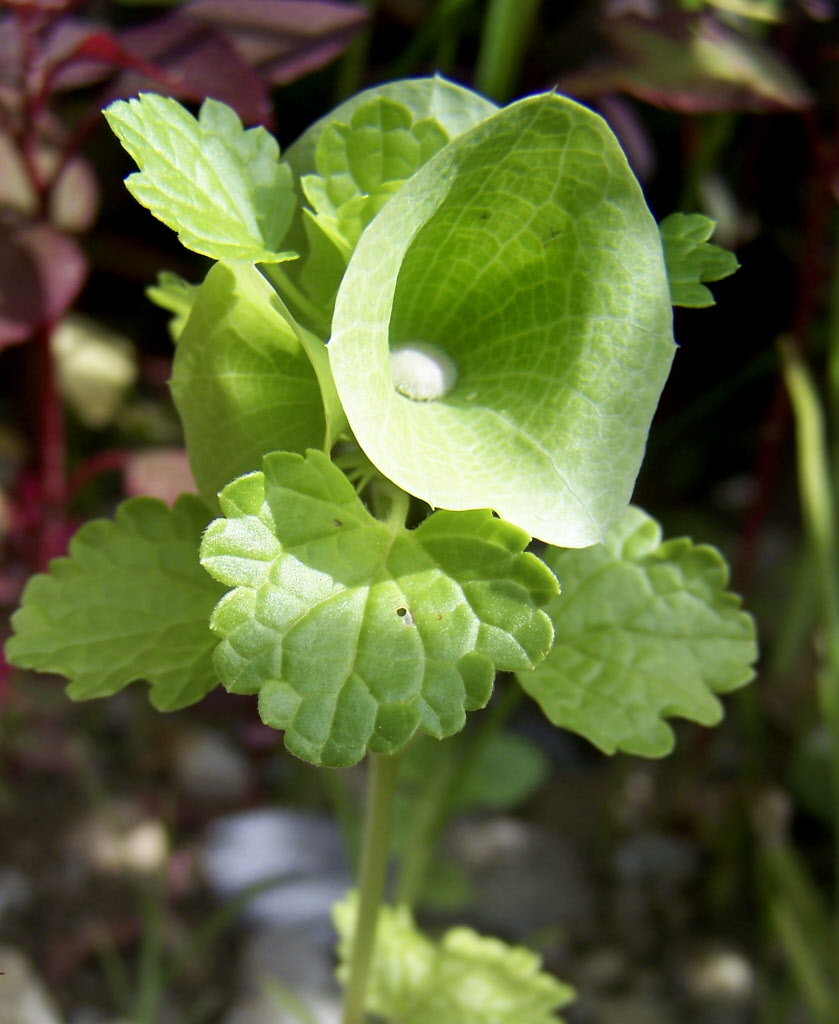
[260, 262, 333, 338]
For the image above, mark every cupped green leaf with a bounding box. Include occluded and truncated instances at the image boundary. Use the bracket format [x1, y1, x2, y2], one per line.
[279, 77, 497, 329]
[328, 91, 675, 548]
[660, 212, 739, 307]
[5, 496, 223, 711]
[199, 450, 556, 768]
[516, 506, 757, 757]
[334, 892, 575, 1024]
[104, 94, 296, 263]
[170, 261, 338, 501]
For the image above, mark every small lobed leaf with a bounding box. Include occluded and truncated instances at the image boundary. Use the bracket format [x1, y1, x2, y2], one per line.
[199, 450, 557, 768]
[301, 96, 450, 251]
[5, 495, 223, 711]
[146, 270, 198, 342]
[516, 506, 757, 757]
[283, 75, 497, 184]
[660, 212, 739, 307]
[279, 76, 497, 330]
[104, 93, 297, 263]
[334, 892, 574, 1024]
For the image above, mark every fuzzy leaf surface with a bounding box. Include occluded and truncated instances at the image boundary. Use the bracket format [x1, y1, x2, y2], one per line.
[334, 893, 574, 1024]
[170, 261, 330, 500]
[5, 496, 222, 711]
[660, 212, 739, 307]
[516, 506, 757, 757]
[199, 450, 556, 767]
[104, 94, 296, 262]
[329, 92, 675, 548]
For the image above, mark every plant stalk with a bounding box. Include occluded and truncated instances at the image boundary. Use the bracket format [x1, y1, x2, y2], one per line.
[260, 263, 332, 339]
[334, 0, 380, 102]
[780, 338, 839, 955]
[473, 0, 540, 102]
[35, 321, 67, 568]
[341, 752, 399, 1024]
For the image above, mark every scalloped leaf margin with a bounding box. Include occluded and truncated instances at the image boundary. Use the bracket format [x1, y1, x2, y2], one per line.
[516, 506, 757, 756]
[199, 449, 557, 767]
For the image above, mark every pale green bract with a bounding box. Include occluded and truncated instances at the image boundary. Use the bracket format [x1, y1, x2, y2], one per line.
[169, 261, 341, 501]
[199, 450, 557, 768]
[5, 496, 223, 711]
[334, 893, 574, 1024]
[660, 212, 740, 307]
[281, 76, 497, 326]
[329, 91, 676, 549]
[104, 94, 297, 263]
[283, 76, 498, 179]
[516, 506, 758, 757]
[301, 96, 450, 254]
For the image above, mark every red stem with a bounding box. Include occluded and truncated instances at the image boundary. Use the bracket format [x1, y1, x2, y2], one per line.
[35, 320, 67, 569]
[66, 449, 130, 500]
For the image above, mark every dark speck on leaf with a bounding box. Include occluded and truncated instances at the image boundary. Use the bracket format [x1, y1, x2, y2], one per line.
[396, 606, 414, 626]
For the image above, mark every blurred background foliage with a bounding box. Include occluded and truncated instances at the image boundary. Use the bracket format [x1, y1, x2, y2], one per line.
[2, 1, 839, 1022]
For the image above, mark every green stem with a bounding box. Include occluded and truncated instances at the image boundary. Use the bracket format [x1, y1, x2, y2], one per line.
[131, 874, 166, 1024]
[770, 900, 834, 1022]
[780, 338, 839, 956]
[341, 752, 400, 1024]
[334, 0, 380, 102]
[828, 212, 839, 509]
[370, 479, 410, 528]
[394, 742, 456, 907]
[395, 683, 523, 907]
[473, 0, 540, 102]
[260, 263, 332, 339]
[387, 0, 474, 79]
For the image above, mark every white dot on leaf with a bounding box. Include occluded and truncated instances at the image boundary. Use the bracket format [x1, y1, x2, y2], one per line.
[390, 342, 457, 401]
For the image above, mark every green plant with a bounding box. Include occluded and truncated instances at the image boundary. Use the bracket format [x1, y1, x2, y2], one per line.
[5, 77, 756, 1023]
[752, 339, 839, 1024]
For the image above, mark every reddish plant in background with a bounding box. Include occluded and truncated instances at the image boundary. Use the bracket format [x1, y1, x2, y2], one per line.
[0, 0, 366, 598]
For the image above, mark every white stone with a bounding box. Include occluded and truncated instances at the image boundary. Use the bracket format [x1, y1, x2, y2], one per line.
[0, 946, 63, 1024]
[200, 809, 349, 929]
[683, 947, 755, 1001]
[172, 727, 251, 804]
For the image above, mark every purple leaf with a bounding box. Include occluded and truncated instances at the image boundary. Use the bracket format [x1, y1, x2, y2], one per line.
[0, 219, 88, 349]
[559, 12, 812, 113]
[0, 16, 118, 91]
[181, 0, 369, 86]
[110, 16, 271, 124]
